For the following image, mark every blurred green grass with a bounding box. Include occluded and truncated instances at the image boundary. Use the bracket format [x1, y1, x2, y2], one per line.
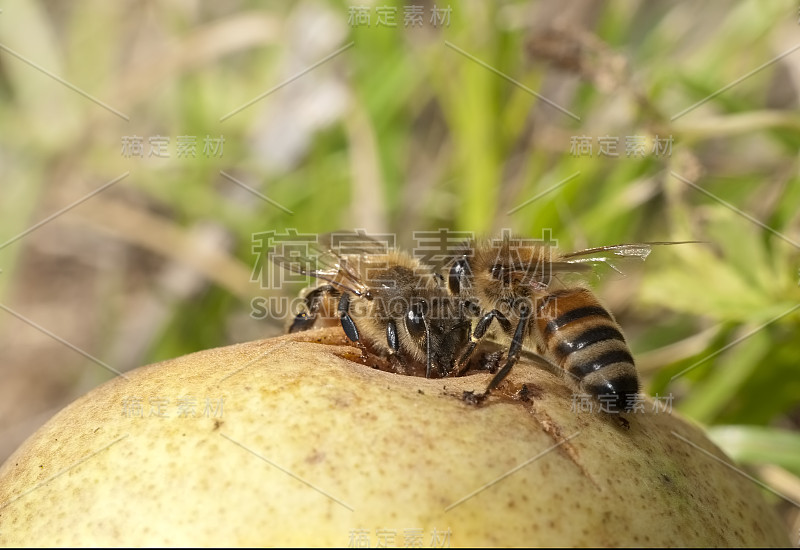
[0, 0, 798, 532]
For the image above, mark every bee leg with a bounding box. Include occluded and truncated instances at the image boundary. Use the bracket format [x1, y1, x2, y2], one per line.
[425, 323, 434, 379]
[478, 304, 532, 398]
[289, 284, 337, 333]
[454, 309, 512, 376]
[385, 318, 403, 368]
[383, 319, 417, 376]
[337, 293, 360, 342]
[386, 319, 400, 353]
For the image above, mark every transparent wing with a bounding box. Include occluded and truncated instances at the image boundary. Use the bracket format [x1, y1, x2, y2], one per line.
[270, 240, 368, 296]
[552, 241, 705, 282]
[317, 230, 396, 257]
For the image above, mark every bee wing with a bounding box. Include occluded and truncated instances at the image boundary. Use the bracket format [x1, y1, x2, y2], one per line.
[557, 241, 704, 278]
[271, 242, 368, 297]
[317, 230, 395, 257]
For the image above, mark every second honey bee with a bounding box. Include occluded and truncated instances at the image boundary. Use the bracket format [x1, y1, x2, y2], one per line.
[446, 233, 695, 412]
[280, 244, 472, 379]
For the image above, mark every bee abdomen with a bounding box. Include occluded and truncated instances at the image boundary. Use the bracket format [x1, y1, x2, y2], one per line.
[537, 289, 639, 411]
[544, 305, 611, 335]
[555, 325, 625, 356]
[566, 345, 634, 378]
[567, 337, 639, 412]
[549, 318, 633, 379]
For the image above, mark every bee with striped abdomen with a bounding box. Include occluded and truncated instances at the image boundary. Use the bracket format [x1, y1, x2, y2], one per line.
[447, 233, 697, 412]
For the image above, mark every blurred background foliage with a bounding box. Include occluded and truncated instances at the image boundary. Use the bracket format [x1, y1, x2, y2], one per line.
[0, 0, 798, 538]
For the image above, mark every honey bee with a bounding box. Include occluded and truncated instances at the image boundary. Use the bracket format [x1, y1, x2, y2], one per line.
[446, 233, 697, 412]
[279, 245, 472, 379]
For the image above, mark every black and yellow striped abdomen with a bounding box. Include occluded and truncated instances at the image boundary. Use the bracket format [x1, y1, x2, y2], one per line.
[535, 288, 639, 412]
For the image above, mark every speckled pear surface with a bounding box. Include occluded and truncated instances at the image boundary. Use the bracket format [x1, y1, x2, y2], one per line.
[0, 328, 789, 546]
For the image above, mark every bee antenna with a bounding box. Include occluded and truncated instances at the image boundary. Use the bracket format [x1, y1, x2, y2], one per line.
[424, 317, 433, 379]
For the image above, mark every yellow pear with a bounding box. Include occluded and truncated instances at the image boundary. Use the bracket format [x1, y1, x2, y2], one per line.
[0, 328, 789, 546]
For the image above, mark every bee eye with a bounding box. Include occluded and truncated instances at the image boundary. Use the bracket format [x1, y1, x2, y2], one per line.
[448, 258, 470, 295]
[405, 300, 428, 338]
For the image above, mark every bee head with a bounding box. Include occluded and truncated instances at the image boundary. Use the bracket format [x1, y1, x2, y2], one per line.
[404, 296, 471, 378]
